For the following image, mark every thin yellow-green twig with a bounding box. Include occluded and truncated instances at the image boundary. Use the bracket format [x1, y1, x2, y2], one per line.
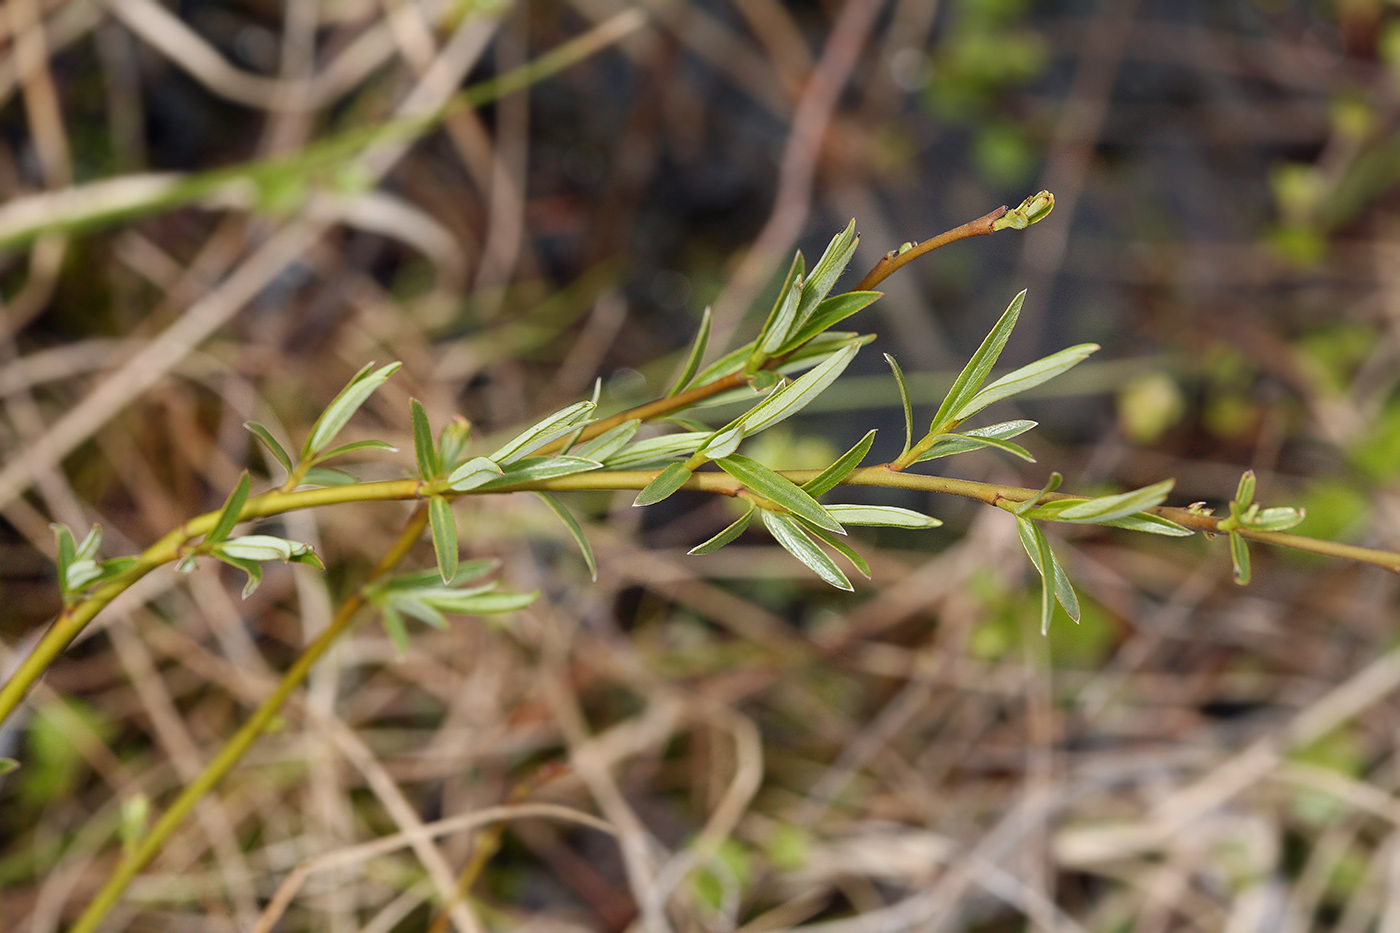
[67, 504, 432, 933]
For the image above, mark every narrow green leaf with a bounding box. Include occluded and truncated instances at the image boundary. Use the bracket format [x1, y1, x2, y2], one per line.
[762, 510, 852, 591]
[303, 361, 401, 459]
[535, 492, 597, 581]
[380, 604, 410, 655]
[757, 253, 806, 355]
[1017, 518, 1078, 631]
[668, 307, 714, 396]
[779, 332, 875, 370]
[301, 467, 358, 486]
[954, 343, 1099, 421]
[1017, 518, 1056, 635]
[823, 504, 941, 528]
[206, 473, 251, 546]
[1043, 479, 1175, 524]
[689, 505, 757, 555]
[441, 590, 538, 615]
[928, 290, 1025, 433]
[572, 420, 641, 463]
[1047, 548, 1080, 624]
[699, 424, 746, 460]
[634, 462, 693, 507]
[216, 534, 316, 562]
[1009, 472, 1064, 516]
[446, 456, 504, 492]
[245, 421, 294, 477]
[740, 341, 860, 436]
[488, 400, 596, 465]
[1230, 532, 1251, 585]
[558, 380, 604, 456]
[411, 399, 438, 480]
[475, 456, 603, 489]
[716, 454, 843, 533]
[885, 354, 914, 459]
[914, 420, 1038, 463]
[1101, 513, 1194, 536]
[429, 496, 458, 583]
[51, 523, 77, 589]
[392, 595, 449, 629]
[940, 433, 1034, 462]
[604, 432, 709, 469]
[1249, 506, 1306, 531]
[793, 220, 858, 328]
[1235, 470, 1256, 508]
[218, 555, 263, 599]
[805, 524, 872, 578]
[803, 429, 877, 498]
[777, 291, 881, 356]
[64, 560, 105, 593]
[313, 439, 399, 463]
[691, 340, 757, 387]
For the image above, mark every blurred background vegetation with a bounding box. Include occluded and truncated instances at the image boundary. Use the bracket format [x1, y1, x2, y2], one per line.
[4, 0, 1400, 930]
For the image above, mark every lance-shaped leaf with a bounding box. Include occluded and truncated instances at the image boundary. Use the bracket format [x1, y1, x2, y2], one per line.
[915, 420, 1038, 463]
[488, 400, 596, 465]
[823, 504, 941, 529]
[475, 456, 603, 489]
[1017, 518, 1080, 633]
[792, 220, 858, 328]
[698, 424, 746, 461]
[573, 419, 641, 463]
[739, 341, 860, 436]
[211, 534, 323, 598]
[429, 495, 458, 582]
[312, 439, 399, 464]
[668, 307, 714, 396]
[1235, 470, 1256, 509]
[303, 362, 401, 460]
[691, 340, 757, 388]
[805, 524, 871, 578]
[302, 466, 358, 486]
[954, 343, 1099, 422]
[634, 461, 693, 507]
[928, 291, 1024, 434]
[214, 534, 321, 564]
[716, 454, 843, 534]
[1030, 479, 1175, 524]
[756, 253, 806, 356]
[536, 492, 597, 581]
[206, 474, 251, 546]
[689, 504, 757, 555]
[447, 456, 504, 492]
[1101, 513, 1194, 536]
[803, 430, 877, 498]
[885, 354, 914, 459]
[1230, 531, 1251, 585]
[245, 421, 294, 478]
[1247, 506, 1306, 531]
[411, 399, 438, 480]
[777, 291, 881, 356]
[1008, 472, 1064, 516]
[762, 510, 852, 591]
[604, 432, 709, 469]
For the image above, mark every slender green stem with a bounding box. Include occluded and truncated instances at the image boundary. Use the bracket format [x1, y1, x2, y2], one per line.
[68, 504, 431, 933]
